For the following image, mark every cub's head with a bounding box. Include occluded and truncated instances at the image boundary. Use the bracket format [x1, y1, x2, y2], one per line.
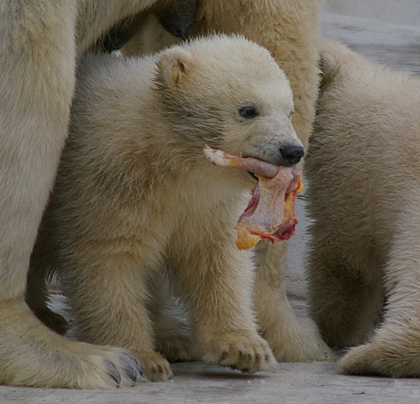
[154, 35, 303, 167]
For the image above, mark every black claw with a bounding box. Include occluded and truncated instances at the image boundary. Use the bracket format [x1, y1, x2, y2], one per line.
[120, 352, 145, 383]
[132, 355, 145, 379]
[105, 360, 122, 387]
[124, 362, 141, 384]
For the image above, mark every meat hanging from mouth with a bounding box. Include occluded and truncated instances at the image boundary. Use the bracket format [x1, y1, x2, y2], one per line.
[203, 145, 303, 250]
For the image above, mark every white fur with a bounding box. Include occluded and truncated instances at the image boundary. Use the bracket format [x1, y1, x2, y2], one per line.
[0, 0, 329, 388]
[122, 0, 333, 364]
[32, 35, 303, 381]
[0, 0, 185, 389]
[306, 39, 420, 377]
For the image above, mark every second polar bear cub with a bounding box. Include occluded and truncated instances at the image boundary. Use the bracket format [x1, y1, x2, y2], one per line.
[306, 39, 420, 377]
[32, 35, 303, 381]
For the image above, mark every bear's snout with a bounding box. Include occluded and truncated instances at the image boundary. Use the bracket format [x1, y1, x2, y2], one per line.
[280, 144, 304, 166]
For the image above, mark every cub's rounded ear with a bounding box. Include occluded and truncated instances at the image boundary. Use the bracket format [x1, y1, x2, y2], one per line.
[318, 39, 341, 89]
[155, 47, 194, 88]
[319, 51, 335, 78]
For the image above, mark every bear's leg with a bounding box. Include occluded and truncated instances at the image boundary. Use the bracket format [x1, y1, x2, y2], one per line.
[340, 212, 420, 377]
[0, 301, 145, 388]
[253, 240, 334, 361]
[307, 247, 384, 348]
[147, 273, 195, 363]
[98, 0, 197, 53]
[168, 232, 275, 373]
[0, 1, 142, 388]
[65, 249, 173, 382]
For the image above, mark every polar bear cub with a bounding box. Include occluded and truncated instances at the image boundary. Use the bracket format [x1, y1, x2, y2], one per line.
[31, 35, 304, 381]
[306, 39, 420, 377]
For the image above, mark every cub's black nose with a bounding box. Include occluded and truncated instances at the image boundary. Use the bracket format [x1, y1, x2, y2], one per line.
[280, 144, 304, 166]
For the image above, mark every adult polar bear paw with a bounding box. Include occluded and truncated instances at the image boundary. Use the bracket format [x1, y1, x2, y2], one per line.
[0, 301, 144, 389]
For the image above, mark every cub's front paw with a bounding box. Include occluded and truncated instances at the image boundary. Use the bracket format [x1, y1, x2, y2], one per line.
[137, 351, 173, 382]
[200, 334, 275, 373]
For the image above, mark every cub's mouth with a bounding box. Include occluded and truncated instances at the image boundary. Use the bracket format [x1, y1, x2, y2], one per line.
[248, 171, 258, 182]
[203, 145, 302, 250]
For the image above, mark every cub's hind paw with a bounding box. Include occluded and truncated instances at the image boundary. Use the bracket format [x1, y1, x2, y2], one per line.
[340, 340, 420, 378]
[265, 316, 336, 362]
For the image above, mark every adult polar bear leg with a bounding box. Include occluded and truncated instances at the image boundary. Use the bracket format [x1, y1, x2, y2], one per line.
[0, 1, 149, 388]
[0, 1, 76, 303]
[0, 301, 144, 388]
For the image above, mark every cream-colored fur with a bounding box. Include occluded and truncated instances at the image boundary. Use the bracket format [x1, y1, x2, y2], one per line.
[306, 38, 420, 377]
[121, 0, 333, 364]
[31, 35, 306, 382]
[2, 0, 329, 388]
[0, 0, 197, 389]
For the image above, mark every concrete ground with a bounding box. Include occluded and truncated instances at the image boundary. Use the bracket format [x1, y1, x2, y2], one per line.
[324, 0, 420, 28]
[4, 12, 420, 404]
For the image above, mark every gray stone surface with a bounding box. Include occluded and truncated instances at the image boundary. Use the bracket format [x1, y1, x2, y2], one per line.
[322, 12, 420, 74]
[3, 362, 420, 404]
[324, 0, 420, 28]
[3, 11, 420, 403]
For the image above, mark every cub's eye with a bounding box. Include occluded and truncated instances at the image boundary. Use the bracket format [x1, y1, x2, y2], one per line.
[239, 106, 258, 119]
